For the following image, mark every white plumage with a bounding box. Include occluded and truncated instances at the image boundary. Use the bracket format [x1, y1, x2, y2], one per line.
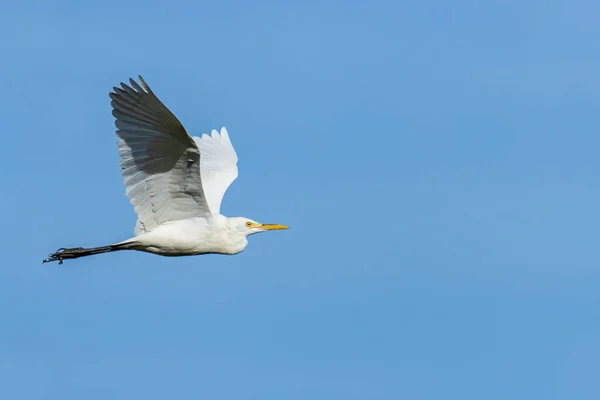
[43, 76, 287, 264]
[195, 127, 239, 216]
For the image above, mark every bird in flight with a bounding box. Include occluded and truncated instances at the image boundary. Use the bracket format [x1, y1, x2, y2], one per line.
[43, 76, 288, 264]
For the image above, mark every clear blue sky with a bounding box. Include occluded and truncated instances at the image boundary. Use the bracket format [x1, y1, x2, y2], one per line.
[1, 0, 599, 398]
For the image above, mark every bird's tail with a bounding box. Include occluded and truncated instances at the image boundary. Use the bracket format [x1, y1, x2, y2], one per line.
[42, 243, 130, 264]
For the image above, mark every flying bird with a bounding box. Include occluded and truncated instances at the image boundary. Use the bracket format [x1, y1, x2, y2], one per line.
[43, 76, 288, 264]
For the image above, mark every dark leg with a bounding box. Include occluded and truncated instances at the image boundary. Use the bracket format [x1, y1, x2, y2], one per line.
[42, 245, 122, 264]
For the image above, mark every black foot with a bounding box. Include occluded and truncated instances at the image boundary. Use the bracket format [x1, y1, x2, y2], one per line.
[42, 247, 85, 265]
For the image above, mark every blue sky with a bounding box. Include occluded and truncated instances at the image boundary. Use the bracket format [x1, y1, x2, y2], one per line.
[1, 0, 600, 398]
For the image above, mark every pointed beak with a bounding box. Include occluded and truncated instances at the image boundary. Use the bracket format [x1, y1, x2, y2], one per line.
[260, 223, 289, 231]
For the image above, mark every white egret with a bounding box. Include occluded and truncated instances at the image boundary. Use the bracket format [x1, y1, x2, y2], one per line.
[43, 76, 288, 264]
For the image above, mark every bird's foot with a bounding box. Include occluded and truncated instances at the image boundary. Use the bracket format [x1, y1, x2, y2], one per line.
[42, 247, 85, 265]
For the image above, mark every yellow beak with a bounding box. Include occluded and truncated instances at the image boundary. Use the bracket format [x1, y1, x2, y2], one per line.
[259, 223, 289, 230]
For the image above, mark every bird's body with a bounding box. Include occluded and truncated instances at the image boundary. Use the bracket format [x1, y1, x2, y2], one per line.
[124, 216, 247, 256]
[44, 76, 287, 264]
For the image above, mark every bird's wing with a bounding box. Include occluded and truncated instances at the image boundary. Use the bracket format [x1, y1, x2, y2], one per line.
[110, 76, 211, 235]
[193, 127, 239, 215]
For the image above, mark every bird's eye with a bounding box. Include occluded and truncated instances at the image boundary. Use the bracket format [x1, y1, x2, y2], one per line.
[246, 222, 252, 227]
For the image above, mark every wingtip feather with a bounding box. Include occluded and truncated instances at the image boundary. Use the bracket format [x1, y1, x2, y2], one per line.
[138, 75, 152, 93]
[220, 127, 229, 140]
[129, 77, 144, 92]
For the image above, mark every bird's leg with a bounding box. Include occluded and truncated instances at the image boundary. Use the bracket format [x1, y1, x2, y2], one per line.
[42, 245, 121, 264]
[43, 248, 87, 265]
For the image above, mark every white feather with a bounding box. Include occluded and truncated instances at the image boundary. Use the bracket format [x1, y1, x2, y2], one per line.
[193, 127, 239, 215]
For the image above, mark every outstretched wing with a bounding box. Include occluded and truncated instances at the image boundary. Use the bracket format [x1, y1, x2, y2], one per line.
[110, 76, 211, 235]
[193, 127, 239, 215]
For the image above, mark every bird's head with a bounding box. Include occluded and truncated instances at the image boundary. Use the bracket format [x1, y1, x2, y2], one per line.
[230, 217, 289, 237]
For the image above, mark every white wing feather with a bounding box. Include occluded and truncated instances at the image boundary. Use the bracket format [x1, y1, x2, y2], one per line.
[110, 76, 211, 236]
[193, 127, 239, 215]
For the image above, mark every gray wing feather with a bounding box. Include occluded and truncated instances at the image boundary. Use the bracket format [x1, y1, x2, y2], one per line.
[110, 76, 210, 235]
